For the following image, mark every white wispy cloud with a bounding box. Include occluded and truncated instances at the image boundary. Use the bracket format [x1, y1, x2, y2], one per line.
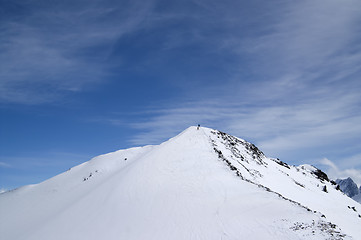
[127, 87, 361, 149]
[0, 0, 154, 104]
[0, 161, 11, 168]
[239, 0, 361, 78]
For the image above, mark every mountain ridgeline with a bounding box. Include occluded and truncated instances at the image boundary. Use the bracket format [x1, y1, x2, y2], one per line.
[0, 126, 360, 240]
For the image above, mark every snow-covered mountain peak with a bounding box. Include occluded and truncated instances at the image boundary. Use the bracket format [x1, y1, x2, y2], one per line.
[336, 177, 360, 198]
[335, 177, 361, 204]
[0, 126, 360, 240]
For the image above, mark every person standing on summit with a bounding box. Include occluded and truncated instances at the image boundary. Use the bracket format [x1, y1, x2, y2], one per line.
[197, 124, 200, 130]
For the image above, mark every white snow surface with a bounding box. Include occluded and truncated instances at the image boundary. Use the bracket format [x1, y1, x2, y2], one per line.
[0, 126, 360, 240]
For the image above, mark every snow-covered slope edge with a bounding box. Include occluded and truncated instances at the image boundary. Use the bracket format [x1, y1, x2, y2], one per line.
[0, 126, 360, 240]
[206, 128, 361, 238]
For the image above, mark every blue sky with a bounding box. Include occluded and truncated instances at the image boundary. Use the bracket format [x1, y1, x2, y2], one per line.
[1, 0, 361, 190]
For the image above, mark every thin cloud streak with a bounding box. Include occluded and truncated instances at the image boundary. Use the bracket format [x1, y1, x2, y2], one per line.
[0, 162, 11, 168]
[0, 0, 155, 104]
[239, 0, 361, 77]
[128, 89, 361, 151]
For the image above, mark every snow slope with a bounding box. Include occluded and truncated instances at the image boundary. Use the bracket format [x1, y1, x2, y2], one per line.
[0, 126, 360, 240]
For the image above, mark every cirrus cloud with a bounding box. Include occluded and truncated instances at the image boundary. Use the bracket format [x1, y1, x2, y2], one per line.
[0, 0, 155, 104]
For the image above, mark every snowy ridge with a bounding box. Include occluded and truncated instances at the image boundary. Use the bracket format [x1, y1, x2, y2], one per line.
[0, 126, 360, 240]
[206, 128, 361, 238]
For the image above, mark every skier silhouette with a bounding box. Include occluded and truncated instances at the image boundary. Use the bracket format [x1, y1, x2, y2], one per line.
[197, 124, 200, 130]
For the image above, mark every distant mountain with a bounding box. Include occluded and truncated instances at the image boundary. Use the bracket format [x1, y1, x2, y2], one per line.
[336, 178, 360, 198]
[0, 126, 360, 240]
[353, 192, 361, 204]
[335, 177, 361, 204]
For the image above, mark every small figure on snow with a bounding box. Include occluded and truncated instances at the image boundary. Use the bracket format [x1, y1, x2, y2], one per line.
[197, 124, 200, 130]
